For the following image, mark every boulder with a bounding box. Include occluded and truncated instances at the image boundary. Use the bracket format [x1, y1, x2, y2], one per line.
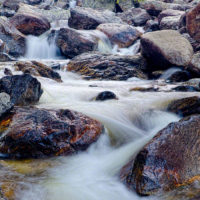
[186, 2, 200, 42]
[14, 61, 62, 82]
[167, 96, 200, 116]
[159, 15, 182, 30]
[67, 52, 148, 80]
[0, 107, 104, 158]
[0, 74, 43, 106]
[144, 19, 159, 32]
[141, 30, 193, 70]
[95, 91, 118, 101]
[68, 7, 123, 30]
[0, 17, 26, 57]
[96, 23, 141, 48]
[120, 115, 200, 195]
[10, 4, 51, 36]
[56, 28, 98, 58]
[117, 8, 151, 26]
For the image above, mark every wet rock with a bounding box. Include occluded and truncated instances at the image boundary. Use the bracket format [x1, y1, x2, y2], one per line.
[186, 2, 200, 42]
[95, 91, 118, 101]
[0, 92, 13, 118]
[141, 30, 193, 70]
[3, 0, 20, 11]
[187, 53, 200, 77]
[15, 61, 62, 82]
[172, 85, 200, 91]
[0, 107, 104, 158]
[10, 4, 51, 36]
[4, 68, 12, 76]
[182, 33, 200, 52]
[159, 15, 182, 30]
[56, 27, 98, 58]
[96, 23, 141, 48]
[164, 69, 191, 82]
[117, 8, 151, 26]
[144, 19, 159, 32]
[67, 52, 148, 80]
[0, 74, 43, 106]
[0, 53, 16, 62]
[167, 96, 200, 116]
[0, 7, 16, 18]
[120, 115, 200, 195]
[158, 9, 185, 23]
[27, 0, 42, 5]
[68, 7, 123, 30]
[0, 17, 26, 57]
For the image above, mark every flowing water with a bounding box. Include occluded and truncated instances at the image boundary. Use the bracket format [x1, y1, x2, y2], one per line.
[0, 29, 200, 200]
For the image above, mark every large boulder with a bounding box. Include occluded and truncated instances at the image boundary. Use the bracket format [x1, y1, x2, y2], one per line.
[167, 96, 200, 116]
[96, 23, 141, 48]
[56, 27, 98, 58]
[0, 74, 43, 106]
[117, 8, 151, 26]
[141, 30, 193, 70]
[14, 61, 62, 82]
[120, 115, 200, 195]
[0, 107, 104, 158]
[67, 52, 148, 80]
[10, 4, 51, 36]
[186, 2, 200, 42]
[68, 7, 123, 30]
[0, 17, 26, 57]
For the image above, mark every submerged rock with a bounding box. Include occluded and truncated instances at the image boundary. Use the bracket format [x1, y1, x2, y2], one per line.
[0, 17, 26, 57]
[120, 115, 200, 195]
[167, 96, 200, 116]
[0, 74, 43, 106]
[68, 7, 123, 30]
[95, 91, 118, 101]
[141, 30, 193, 70]
[0, 107, 104, 158]
[96, 23, 141, 48]
[67, 52, 148, 80]
[15, 61, 62, 82]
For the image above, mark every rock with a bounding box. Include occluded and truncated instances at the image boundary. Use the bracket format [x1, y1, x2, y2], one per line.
[4, 68, 12, 76]
[0, 17, 26, 57]
[0, 39, 7, 53]
[27, 0, 42, 5]
[0, 53, 16, 62]
[14, 61, 62, 82]
[140, 0, 185, 16]
[167, 96, 200, 116]
[159, 15, 182, 30]
[0, 107, 104, 158]
[158, 9, 185, 23]
[56, 27, 98, 58]
[117, 8, 151, 26]
[0, 74, 43, 106]
[68, 7, 123, 30]
[172, 85, 200, 91]
[164, 69, 191, 82]
[182, 33, 200, 52]
[0, 93, 13, 118]
[96, 23, 141, 48]
[120, 115, 200, 195]
[144, 19, 159, 32]
[141, 30, 193, 70]
[67, 52, 148, 80]
[187, 53, 200, 77]
[0, 7, 16, 18]
[95, 91, 118, 101]
[186, 2, 200, 42]
[3, 0, 20, 11]
[10, 4, 51, 36]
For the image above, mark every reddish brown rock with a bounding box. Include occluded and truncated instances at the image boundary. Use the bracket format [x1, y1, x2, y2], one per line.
[0, 107, 104, 159]
[186, 3, 200, 42]
[96, 23, 141, 48]
[120, 115, 200, 196]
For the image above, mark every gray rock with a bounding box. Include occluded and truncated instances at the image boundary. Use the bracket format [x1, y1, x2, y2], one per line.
[0, 92, 13, 117]
[160, 15, 182, 30]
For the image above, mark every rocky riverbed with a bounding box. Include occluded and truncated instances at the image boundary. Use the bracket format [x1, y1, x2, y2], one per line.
[0, 0, 199, 199]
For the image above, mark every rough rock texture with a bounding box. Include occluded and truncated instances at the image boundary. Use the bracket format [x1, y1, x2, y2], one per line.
[14, 61, 62, 82]
[144, 19, 159, 32]
[141, 30, 193, 70]
[0, 93, 13, 118]
[164, 69, 191, 82]
[68, 7, 123, 30]
[0, 17, 26, 57]
[3, 0, 20, 11]
[182, 33, 200, 52]
[96, 23, 141, 48]
[56, 28, 98, 58]
[117, 8, 151, 26]
[95, 91, 118, 101]
[10, 4, 50, 36]
[0, 107, 104, 158]
[186, 2, 200, 42]
[120, 115, 200, 195]
[159, 15, 182, 30]
[187, 53, 200, 77]
[67, 52, 148, 80]
[0, 74, 43, 106]
[167, 96, 200, 116]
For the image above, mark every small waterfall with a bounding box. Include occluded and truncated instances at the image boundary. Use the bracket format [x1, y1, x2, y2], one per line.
[24, 32, 60, 60]
[69, 0, 77, 8]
